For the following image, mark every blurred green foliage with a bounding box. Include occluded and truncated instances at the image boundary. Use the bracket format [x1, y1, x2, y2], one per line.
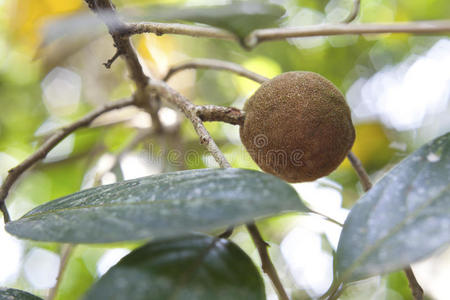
[1, 0, 449, 299]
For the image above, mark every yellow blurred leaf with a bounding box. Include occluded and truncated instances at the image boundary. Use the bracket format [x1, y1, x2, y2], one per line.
[137, 34, 176, 78]
[340, 122, 394, 171]
[9, 0, 82, 49]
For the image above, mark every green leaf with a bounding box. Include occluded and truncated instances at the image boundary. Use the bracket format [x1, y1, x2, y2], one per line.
[0, 288, 42, 300]
[83, 234, 265, 300]
[129, 2, 286, 38]
[336, 132, 450, 282]
[6, 168, 306, 243]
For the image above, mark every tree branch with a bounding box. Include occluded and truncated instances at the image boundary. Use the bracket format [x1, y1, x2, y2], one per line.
[125, 22, 237, 41]
[121, 19, 450, 49]
[196, 105, 245, 126]
[84, 0, 163, 132]
[343, 0, 361, 23]
[163, 58, 268, 83]
[86, 13, 280, 292]
[346, 151, 423, 300]
[149, 80, 231, 168]
[247, 222, 289, 300]
[244, 20, 450, 48]
[163, 58, 271, 126]
[0, 98, 135, 223]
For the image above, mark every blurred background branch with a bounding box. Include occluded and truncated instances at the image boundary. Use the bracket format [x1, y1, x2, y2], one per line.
[164, 58, 268, 83]
[343, 0, 361, 23]
[1, 0, 449, 299]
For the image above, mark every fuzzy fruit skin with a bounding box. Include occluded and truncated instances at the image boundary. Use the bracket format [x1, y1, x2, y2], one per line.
[240, 71, 355, 183]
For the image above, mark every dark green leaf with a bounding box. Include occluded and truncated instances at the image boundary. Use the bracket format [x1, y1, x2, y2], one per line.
[83, 234, 265, 300]
[128, 2, 286, 38]
[336, 132, 450, 282]
[0, 288, 42, 300]
[6, 168, 307, 243]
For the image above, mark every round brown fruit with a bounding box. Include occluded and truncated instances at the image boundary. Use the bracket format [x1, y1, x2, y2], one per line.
[240, 71, 355, 182]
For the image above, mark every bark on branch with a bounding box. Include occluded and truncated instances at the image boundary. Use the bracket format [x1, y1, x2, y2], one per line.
[196, 105, 245, 126]
[125, 22, 237, 41]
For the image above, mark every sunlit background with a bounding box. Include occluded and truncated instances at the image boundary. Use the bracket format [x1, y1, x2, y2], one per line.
[0, 0, 449, 299]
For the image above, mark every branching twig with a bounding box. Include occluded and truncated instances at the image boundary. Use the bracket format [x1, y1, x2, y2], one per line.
[0, 98, 135, 223]
[346, 151, 423, 300]
[163, 58, 268, 83]
[120, 19, 450, 49]
[47, 244, 75, 300]
[85, 0, 163, 132]
[149, 80, 231, 168]
[247, 222, 289, 300]
[103, 48, 122, 69]
[343, 0, 361, 23]
[244, 20, 450, 48]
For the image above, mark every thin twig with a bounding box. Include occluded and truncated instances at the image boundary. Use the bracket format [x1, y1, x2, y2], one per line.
[309, 209, 344, 227]
[125, 22, 237, 41]
[405, 266, 424, 300]
[103, 48, 122, 69]
[197, 105, 245, 126]
[247, 222, 289, 300]
[347, 151, 372, 192]
[85, 0, 163, 132]
[245, 20, 450, 48]
[343, 0, 361, 23]
[163, 58, 268, 83]
[346, 151, 423, 300]
[0, 98, 135, 223]
[47, 244, 75, 300]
